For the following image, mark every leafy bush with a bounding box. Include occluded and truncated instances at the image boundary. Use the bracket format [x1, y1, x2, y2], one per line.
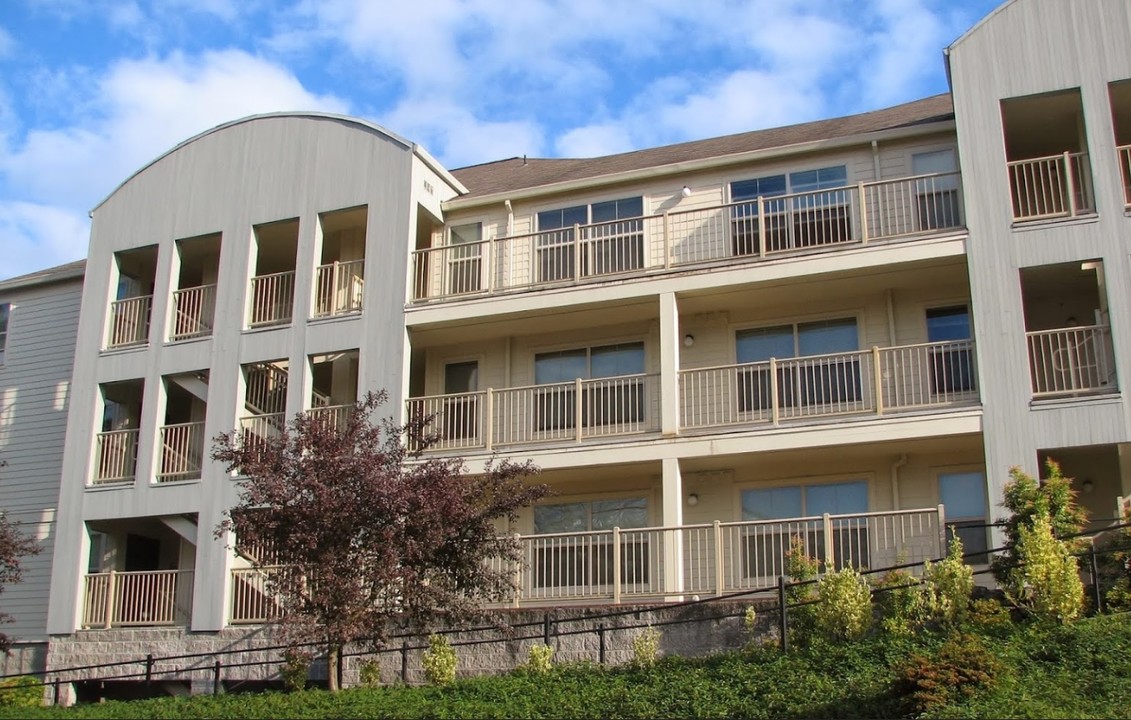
[357, 659, 381, 688]
[923, 535, 973, 625]
[784, 535, 821, 642]
[968, 598, 1012, 635]
[631, 626, 661, 669]
[872, 568, 924, 636]
[992, 462, 1087, 584]
[526, 644, 554, 674]
[1101, 506, 1131, 611]
[814, 566, 872, 641]
[279, 648, 312, 693]
[1004, 512, 1084, 622]
[422, 634, 457, 686]
[0, 677, 41, 708]
[895, 632, 1002, 715]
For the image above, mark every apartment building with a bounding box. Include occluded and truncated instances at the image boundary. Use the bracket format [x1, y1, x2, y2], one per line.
[0, 261, 84, 674]
[2, 0, 1126, 692]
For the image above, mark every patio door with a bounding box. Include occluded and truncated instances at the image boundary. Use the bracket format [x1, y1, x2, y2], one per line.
[443, 361, 479, 441]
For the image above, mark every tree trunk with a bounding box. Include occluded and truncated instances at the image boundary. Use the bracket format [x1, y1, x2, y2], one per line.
[328, 644, 341, 693]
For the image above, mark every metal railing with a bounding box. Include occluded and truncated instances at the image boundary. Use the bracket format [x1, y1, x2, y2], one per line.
[82, 569, 194, 628]
[106, 295, 152, 348]
[244, 363, 288, 416]
[490, 506, 945, 606]
[679, 340, 978, 431]
[93, 429, 139, 484]
[406, 374, 661, 452]
[240, 413, 285, 445]
[1026, 324, 1117, 397]
[313, 260, 365, 318]
[157, 421, 205, 482]
[230, 567, 283, 624]
[1119, 144, 1131, 207]
[308, 404, 352, 431]
[248, 271, 295, 327]
[1007, 151, 1095, 222]
[170, 285, 217, 341]
[411, 172, 965, 302]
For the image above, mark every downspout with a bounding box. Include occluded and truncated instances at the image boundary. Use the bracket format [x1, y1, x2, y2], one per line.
[885, 289, 897, 345]
[891, 453, 908, 509]
[504, 199, 514, 236]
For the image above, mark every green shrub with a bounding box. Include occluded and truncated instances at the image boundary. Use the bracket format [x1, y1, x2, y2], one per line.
[0, 677, 41, 708]
[279, 648, 312, 693]
[1004, 512, 1084, 623]
[814, 565, 872, 641]
[526, 643, 554, 674]
[993, 462, 1087, 584]
[872, 568, 924, 636]
[784, 535, 821, 642]
[631, 626, 661, 669]
[357, 659, 381, 688]
[422, 634, 457, 686]
[968, 598, 1012, 635]
[1101, 506, 1131, 611]
[895, 632, 1001, 715]
[923, 535, 974, 625]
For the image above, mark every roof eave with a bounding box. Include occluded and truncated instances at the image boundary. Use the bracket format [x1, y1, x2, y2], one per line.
[443, 117, 957, 212]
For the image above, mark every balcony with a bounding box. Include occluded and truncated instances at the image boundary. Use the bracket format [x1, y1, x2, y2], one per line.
[106, 295, 152, 349]
[1027, 325, 1117, 398]
[406, 340, 978, 454]
[248, 271, 296, 328]
[157, 421, 205, 482]
[170, 284, 217, 341]
[1119, 144, 1131, 208]
[228, 507, 944, 616]
[313, 260, 365, 318]
[308, 403, 353, 431]
[82, 569, 194, 628]
[93, 429, 139, 485]
[1007, 152, 1095, 222]
[412, 172, 964, 303]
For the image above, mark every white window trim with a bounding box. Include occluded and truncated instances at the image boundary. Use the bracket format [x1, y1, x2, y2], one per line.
[733, 473, 875, 522]
[730, 310, 866, 365]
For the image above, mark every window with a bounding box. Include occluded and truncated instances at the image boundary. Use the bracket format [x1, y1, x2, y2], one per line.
[533, 497, 649, 588]
[534, 342, 645, 431]
[741, 480, 869, 577]
[730, 166, 850, 255]
[926, 306, 975, 395]
[912, 150, 961, 230]
[938, 471, 989, 564]
[0, 303, 8, 365]
[447, 223, 483, 294]
[536, 197, 643, 282]
[735, 318, 860, 412]
[442, 361, 479, 440]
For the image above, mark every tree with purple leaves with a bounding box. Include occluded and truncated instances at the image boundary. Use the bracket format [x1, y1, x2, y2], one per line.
[0, 460, 41, 654]
[212, 391, 547, 692]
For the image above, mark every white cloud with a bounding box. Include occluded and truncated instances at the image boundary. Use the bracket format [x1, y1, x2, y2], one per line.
[555, 123, 634, 158]
[0, 49, 347, 280]
[381, 99, 544, 169]
[0, 201, 89, 280]
[0, 26, 15, 59]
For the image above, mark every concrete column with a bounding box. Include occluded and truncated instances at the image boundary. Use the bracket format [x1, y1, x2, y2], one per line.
[659, 293, 680, 437]
[662, 457, 684, 598]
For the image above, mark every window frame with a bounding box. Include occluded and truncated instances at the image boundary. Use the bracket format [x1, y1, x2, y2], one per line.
[532, 341, 647, 431]
[0, 302, 9, 366]
[533, 196, 646, 281]
[934, 466, 990, 564]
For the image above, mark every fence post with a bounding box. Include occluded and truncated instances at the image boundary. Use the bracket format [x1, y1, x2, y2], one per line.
[777, 575, 789, 653]
[598, 624, 606, 664]
[612, 527, 622, 605]
[858, 181, 869, 243]
[543, 613, 552, 646]
[713, 520, 725, 596]
[823, 513, 835, 567]
[484, 388, 494, 451]
[662, 211, 671, 269]
[770, 358, 780, 426]
[212, 660, 221, 695]
[1063, 151, 1078, 217]
[401, 641, 409, 684]
[757, 196, 767, 257]
[575, 378, 584, 443]
[872, 346, 883, 416]
[52, 678, 60, 706]
[937, 504, 948, 556]
[104, 570, 116, 629]
[1090, 539, 1104, 615]
[572, 223, 582, 282]
[145, 654, 154, 686]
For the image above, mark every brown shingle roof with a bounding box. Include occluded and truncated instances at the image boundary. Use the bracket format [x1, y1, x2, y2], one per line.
[451, 94, 954, 199]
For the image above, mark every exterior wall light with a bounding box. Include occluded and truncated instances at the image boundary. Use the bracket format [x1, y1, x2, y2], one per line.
[687, 493, 699, 506]
[683, 334, 695, 347]
[681, 185, 692, 198]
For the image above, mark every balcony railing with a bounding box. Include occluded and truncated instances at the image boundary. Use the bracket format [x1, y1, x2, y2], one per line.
[408, 374, 661, 452]
[248, 271, 295, 327]
[496, 506, 945, 606]
[1026, 324, 1117, 397]
[82, 569, 194, 628]
[1007, 151, 1095, 222]
[313, 260, 365, 318]
[230, 566, 283, 624]
[412, 172, 965, 303]
[106, 295, 152, 348]
[680, 340, 978, 431]
[170, 284, 217, 341]
[157, 421, 205, 482]
[1119, 144, 1131, 208]
[93, 429, 139, 484]
[308, 403, 353, 431]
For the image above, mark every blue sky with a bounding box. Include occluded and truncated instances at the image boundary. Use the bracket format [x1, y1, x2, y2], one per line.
[0, 0, 1001, 281]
